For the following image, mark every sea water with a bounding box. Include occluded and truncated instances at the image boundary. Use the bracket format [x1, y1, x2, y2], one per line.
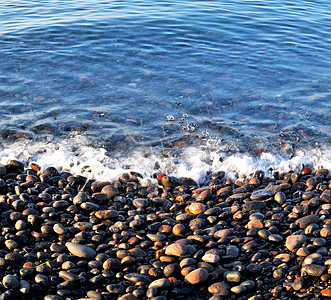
[0, 0, 330, 182]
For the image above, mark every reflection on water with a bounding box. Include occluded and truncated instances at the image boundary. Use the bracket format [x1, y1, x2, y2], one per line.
[0, 0, 330, 147]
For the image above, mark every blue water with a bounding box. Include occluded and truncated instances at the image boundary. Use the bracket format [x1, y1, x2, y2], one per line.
[0, 0, 330, 154]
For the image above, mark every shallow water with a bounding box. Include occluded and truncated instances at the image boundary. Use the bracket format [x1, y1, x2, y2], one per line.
[0, 0, 330, 180]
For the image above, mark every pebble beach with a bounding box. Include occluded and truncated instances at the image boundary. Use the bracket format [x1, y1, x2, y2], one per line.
[0, 159, 330, 299]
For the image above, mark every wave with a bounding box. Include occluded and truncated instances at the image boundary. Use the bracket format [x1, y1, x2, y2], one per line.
[0, 134, 330, 184]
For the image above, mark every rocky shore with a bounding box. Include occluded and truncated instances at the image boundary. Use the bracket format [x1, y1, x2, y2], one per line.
[0, 159, 330, 300]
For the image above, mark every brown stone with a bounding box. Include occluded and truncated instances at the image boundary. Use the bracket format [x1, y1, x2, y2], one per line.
[184, 268, 209, 284]
[188, 202, 206, 215]
[165, 243, 187, 257]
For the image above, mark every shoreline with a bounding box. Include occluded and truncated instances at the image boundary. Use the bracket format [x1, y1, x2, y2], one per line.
[0, 159, 330, 299]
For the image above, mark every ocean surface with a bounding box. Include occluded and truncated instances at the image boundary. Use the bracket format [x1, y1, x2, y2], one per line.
[0, 0, 330, 182]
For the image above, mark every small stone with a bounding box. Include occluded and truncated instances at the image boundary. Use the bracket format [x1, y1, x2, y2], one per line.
[124, 273, 152, 284]
[118, 293, 137, 300]
[148, 278, 171, 289]
[214, 228, 233, 238]
[2, 275, 19, 289]
[246, 220, 264, 229]
[103, 258, 121, 270]
[275, 254, 291, 262]
[285, 235, 307, 251]
[303, 253, 322, 266]
[208, 281, 230, 294]
[132, 198, 149, 208]
[321, 288, 331, 297]
[202, 253, 220, 263]
[320, 227, 331, 238]
[274, 191, 286, 204]
[101, 185, 119, 198]
[225, 271, 241, 282]
[188, 202, 206, 215]
[106, 283, 125, 294]
[242, 201, 267, 212]
[180, 258, 197, 269]
[296, 247, 310, 257]
[165, 243, 187, 257]
[268, 234, 283, 243]
[301, 264, 326, 276]
[250, 190, 272, 201]
[19, 280, 30, 294]
[5, 240, 18, 250]
[58, 271, 78, 281]
[53, 223, 66, 235]
[241, 280, 255, 289]
[226, 245, 239, 258]
[95, 210, 118, 219]
[231, 285, 247, 294]
[65, 242, 96, 258]
[184, 268, 209, 284]
[92, 192, 110, 203]
[295, 215, 319, 229]
[35, 274, 49, 286]
[172, 224, 186, 235]
[292, 276, 304, 291]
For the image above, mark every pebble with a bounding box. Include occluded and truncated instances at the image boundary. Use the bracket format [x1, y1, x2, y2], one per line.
[225, 271, 241, 282]
[188, 202, 206, 215]
[53, 223, 67, 235]
[2, 275, 19, 289]
[184, 268, 209, 284]
[303, 253, 322, 265]
[165, 243, 187, 257]
[285, 235, 307, 251]
[231, 285, 247, 294]
[242, 201, 267, 212]
[301, 264, 326, 276]
[65, 242, 96, 258]
[124, 273, 152, 284]
[295, 215, 320, 229]
[148, 278, 171, 289]
[202, 253, 220, 263]
[0, 163, 329, 299]
[208, 282, 230, 294]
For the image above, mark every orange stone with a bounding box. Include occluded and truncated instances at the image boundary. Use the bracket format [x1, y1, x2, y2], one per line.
[175, 195, 183, 202]
[321, 288, 331, 297]
[159, 256, 175, 263]
[246, 219, 264, 229]
[168, 277, 177, 283]
[188, 202, 206, 215]
[248, 178, 260, 186]
[288, 212, 298, 219]
[172, 223, 186, 235]
[29, 162, 41, 172]
[301, 166, 312, 175]
[26, 174, 38, 182]
[23, 262, 34, 268]
[157, 174, 166, 181]
[155, 249, 165, 259]
[158, 224, 172, 233]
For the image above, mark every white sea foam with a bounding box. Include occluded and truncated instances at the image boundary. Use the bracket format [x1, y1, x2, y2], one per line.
[0, 135, 330, 184]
